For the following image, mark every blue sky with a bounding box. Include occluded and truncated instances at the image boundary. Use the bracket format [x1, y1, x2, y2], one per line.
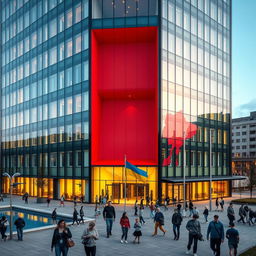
[232, 0, 256, 118]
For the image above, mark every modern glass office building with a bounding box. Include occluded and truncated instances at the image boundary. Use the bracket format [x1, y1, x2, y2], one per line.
[0, 0, 233, 203]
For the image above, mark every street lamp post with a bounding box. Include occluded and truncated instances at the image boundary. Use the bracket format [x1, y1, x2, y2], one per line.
[209, 129, 213, 211]
[3, 172, 21, 240]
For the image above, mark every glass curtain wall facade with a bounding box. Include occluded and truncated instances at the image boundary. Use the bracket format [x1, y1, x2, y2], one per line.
[0, 0, 232, 203]
[1, 0, 90, 201]
[160, 0, 231, 200]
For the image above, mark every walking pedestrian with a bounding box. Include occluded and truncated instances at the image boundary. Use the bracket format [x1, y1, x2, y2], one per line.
[189, 201, 194, 217]
[220, 198, 224, 212]
[140, 198, 144, 209]
[82, 222, 99, 256]
[248, 208, 254, 226]
[215, 198, 219, 211]
[172, 209, 183, 240]
[120, 212, 130, 244]
[139, 206, 145, 225]
[0, 216, 9, 241]
[152, 207, 166, 236]
[24, 192, 29, 204]
[149, 201, 155, 219]
[80, 206, 85, 224]
[193, 207, 199, 216]
[14, 217, 25, 241]
[133, 218, 142, 244]
[207, 215, 224, 256]
[226, 223, 239, 256]
[73, 196, 77, 208]
[47, 197, 51, 207]
[203, 206, 209, 223]
[52, 208, 57, 224]
[0, 194, 4, 202]
[237, 204, 246, 224]
[60, 195, 65, 207]
[134, 200, 138, 216]
[164, 197, 168, 211]
[186, 214, 201, 256]
[146, 196, 150, 207]
[244, 204, 249, 223]
[51, 220, 72, 256]
[103, 201, 116, 238]
[72, 208, 79, 225]
[227, 203, 235, 226]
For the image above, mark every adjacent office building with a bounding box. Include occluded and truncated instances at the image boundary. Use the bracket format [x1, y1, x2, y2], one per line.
[1, 0, 234, 203]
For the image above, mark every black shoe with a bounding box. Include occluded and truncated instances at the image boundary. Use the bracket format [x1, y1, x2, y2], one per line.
[110, 232, 112, 236]
[107, 235, 109, 238]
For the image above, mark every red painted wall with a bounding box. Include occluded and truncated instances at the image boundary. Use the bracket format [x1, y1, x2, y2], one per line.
[91, 27, 158, 166]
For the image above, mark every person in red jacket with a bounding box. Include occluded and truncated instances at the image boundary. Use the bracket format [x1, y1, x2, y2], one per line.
[120, 212, 130, 244]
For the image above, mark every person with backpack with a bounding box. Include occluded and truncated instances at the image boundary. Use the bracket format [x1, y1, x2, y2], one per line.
[186, 214, 201, 256]
[14, 217, 25, 241]
[0, 216, 9, 241]
[152, 207, 166, 236]
[237, 204, 246, 224]
[52, 208, 57, 224]
[51, 219, 72, 256]
[203, 206, 209, 223]
[207, 215, 224, 256]
[226, 223, 239, 256]
[82, 222, 99, 256]
[119, 212, 130, 244]
[172, 209, 183, 240]
[227, 203, 235, 226]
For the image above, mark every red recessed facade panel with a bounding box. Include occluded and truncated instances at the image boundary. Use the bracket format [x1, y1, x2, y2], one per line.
[91, 26, 158, 166]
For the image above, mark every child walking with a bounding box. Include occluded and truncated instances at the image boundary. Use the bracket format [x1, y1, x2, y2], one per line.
[133, 218, 142, 244]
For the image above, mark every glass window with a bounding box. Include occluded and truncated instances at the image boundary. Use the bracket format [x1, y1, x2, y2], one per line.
[58, 71, 64, 89]
[49, 101, 57, 119]
[59, 127, 65, 143]
[30, 82, 37, 99]
[49, 47, 57, 65]
[50, 153, 57, 167]
[74, 64, 81, 84]
[49, 74, 57, 93]
[59, 42, 64, 61]
[82, 30, 88, 50]
[49, 18, 57, 38]
[66, 39, 73, 58]
[82, 92, 89, 111]
[59, 14, 64, 33]
[31, 32, 37, 49]
[75, 3, 82, 23]
[66, 125, 72, 141]
[74, 94, 82, 113]
[75, 34, 82, 54]
[24, 37, 30, 53]
[30, 107, 37, 123]
[43, 78, 48, 94]
[65, 67, 72, 87]
[66, 97, 73, 115]
[66, 9, 73, 28]
[74, 124, 82, 140]
[43, 104, 48, 120]
[58, 99, 65, 117]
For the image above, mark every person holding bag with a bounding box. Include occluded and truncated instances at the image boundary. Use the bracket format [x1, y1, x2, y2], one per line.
[51, 220, 73, 256]
[152, 207, 166, 236]
[186, 214, 201, 256]
[207, 215, 224, 256]
[82, 222, 99, 256]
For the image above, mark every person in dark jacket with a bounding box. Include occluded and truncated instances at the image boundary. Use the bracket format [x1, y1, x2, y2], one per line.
[227, 203, 235, 226]
[134, 200, 138, 216]
[14, 217, 25, 241]
[215, 198, 219, 211]
[72, 208, 79, 225]
[152, 208, 166, 236]
[237, 205, 246, 224]
[189, 201, 194, 217]
[51, 220, 72, 256]
[203, 206, 209, 223]
[186, 214, 201, 256]
[172, 209, 183, 240]
[226, 223, 239, 256]
[119, 212, 130, 243]
[0, 216, 9, 241]
[207, 215, 224, 256]
[80, 206, 85, 224]
[248, 208, 254, 226]
[52, 208, 57, 224]
[103, 201, 116, 238]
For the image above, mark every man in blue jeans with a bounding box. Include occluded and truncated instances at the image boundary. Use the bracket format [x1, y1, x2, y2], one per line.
[14, 217, 25, 241]
[103, 201, 116, 238]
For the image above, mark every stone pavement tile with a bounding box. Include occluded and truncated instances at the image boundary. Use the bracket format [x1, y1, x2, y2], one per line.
[0, 194, 256, 256]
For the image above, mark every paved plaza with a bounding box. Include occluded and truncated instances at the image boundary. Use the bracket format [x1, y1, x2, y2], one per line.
[0, 193, 256, 256]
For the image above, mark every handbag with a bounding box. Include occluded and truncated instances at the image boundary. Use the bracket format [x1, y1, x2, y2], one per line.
[66, 238, 75, 248]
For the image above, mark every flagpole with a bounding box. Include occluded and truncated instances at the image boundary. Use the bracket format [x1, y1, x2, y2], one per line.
[124, 155, 127, 212]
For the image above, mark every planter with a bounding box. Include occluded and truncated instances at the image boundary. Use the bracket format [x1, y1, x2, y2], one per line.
[36, 197, 47, 203]
[231, 198, 256, 205]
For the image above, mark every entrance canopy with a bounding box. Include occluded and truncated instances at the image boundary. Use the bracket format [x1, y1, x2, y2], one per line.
[162, 176, 247, 183]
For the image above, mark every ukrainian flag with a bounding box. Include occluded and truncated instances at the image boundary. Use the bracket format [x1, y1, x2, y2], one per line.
[125, 161, 148, 178]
